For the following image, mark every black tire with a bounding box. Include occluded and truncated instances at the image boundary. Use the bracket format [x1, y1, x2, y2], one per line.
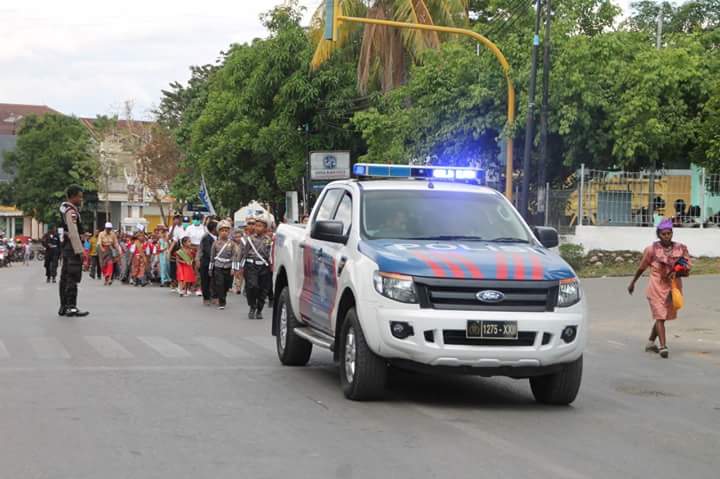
[275, 286, 312, 366]
[530, 355, 583, 405]
[339, 308, 387, 401]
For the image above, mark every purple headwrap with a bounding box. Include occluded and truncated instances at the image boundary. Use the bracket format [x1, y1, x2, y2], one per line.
[656, 218, 673, 231]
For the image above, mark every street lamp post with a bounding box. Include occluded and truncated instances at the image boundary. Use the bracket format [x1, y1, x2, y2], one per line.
[299, 123, 311, 215]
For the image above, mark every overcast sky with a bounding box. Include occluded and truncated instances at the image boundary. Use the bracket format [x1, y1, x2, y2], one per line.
[0, 0, 632, 120]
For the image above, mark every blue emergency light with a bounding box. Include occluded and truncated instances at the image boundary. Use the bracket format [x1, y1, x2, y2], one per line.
[352, 163, 486, 184]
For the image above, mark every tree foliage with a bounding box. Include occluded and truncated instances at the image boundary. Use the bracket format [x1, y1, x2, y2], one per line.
[154, 0, 719, 214]
[3, 114, 97, 223]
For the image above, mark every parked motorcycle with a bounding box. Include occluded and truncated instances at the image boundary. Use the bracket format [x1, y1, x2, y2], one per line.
[0, 244, 9, 267]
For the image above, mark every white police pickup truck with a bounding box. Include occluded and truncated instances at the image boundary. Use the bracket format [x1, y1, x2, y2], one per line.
[272, 164, 587, 404]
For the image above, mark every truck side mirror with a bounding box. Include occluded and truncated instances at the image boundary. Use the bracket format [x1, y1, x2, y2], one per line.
[532, 226, 559, 249]
[311, 220, 347, 244]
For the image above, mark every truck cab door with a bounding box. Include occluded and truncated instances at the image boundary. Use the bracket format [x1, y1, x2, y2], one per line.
[299, 188, 351, 334]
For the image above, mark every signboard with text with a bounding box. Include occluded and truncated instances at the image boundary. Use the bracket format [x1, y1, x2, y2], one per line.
[310, 151, 351, 181]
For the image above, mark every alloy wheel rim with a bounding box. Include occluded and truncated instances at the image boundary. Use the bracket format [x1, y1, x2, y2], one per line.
[344, 327, 356, 384]
[279, 303, 288, 352]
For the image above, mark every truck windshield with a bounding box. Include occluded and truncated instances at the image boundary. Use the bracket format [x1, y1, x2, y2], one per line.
[361, 190, 533, 243]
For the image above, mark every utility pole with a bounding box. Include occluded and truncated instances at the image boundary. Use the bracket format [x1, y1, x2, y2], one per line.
[648, 7, 663, 224]
[300, 123, 311, 215]
[538, 0, 551, 222]
[519, 0, 543, 219]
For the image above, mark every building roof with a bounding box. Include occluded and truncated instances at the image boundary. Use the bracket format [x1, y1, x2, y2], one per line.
[0, 103, 61, 135]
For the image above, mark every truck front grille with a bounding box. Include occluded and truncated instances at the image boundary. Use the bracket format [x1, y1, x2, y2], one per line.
[414, 278, 558, 312]
[442, 330, 537, 347]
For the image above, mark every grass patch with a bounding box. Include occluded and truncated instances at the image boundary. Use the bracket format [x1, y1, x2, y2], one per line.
[558, 246, 720, 278]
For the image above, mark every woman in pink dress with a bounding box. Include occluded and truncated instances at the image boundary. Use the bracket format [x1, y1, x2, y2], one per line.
[628, 218, 691, 358]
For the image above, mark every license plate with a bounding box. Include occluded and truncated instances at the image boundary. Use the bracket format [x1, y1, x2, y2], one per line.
[466, 320, 518, 339]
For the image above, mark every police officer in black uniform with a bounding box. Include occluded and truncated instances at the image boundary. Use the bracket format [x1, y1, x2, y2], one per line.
[42, 226, 61, 283]
[58, 185, 89, 317]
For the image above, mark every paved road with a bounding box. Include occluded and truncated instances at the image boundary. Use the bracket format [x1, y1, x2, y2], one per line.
[0, 263, 718, 479]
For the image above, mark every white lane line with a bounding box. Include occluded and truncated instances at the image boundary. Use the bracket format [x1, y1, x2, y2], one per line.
[0, 340, 8, 359]
[138, 336, 191, 358]
[607, 340, 626, 347]
[194, 337, 250, 358]
[84, 336, 134, 359]
[29, 337, 71, 359]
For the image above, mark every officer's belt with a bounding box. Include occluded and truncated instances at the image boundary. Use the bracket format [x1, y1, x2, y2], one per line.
[246, 259, 268, 266]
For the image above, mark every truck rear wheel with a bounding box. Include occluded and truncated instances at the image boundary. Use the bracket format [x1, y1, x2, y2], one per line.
[339, 308, 387, 401]
[530, 355, 583, 405]
[275, 287, 312, 366]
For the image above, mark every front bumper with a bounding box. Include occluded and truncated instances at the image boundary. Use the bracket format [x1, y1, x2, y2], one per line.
[366, 304, 587, 369]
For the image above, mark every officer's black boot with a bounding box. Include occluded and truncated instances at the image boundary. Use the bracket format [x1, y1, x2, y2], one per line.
[65, 306, 89, 317]
[248, 308, 256, 319]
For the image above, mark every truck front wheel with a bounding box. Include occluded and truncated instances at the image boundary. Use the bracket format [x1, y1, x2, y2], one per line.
[530, 355, 583, 405]
[275, 287, 312, 366]
[339, 308, 387, 401]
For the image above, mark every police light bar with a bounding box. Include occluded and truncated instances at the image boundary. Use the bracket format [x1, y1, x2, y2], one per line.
[352, 163, 486, 184]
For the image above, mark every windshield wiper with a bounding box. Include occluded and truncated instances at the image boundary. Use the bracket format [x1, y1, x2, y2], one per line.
[487, 237, 530, 243]
[410, 235, 485, 241]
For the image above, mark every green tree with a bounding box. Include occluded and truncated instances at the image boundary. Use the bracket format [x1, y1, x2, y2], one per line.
[310, 0, 469, 92]
[184, 3, 364, 213]
[3, 114, 97, 223]
[0, 182, 15, 205]
[625, 1, 720, 34]
[156, 64, 218, 207]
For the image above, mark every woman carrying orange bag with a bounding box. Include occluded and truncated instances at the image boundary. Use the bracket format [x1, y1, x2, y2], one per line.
[628, 218, 691, 358]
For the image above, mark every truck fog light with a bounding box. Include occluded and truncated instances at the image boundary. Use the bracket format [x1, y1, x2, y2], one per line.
[391, 321, 414, 339]
[561, 326, 577, 343]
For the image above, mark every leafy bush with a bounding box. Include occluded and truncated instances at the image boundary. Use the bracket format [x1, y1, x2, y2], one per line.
[559, 244, 585, 271]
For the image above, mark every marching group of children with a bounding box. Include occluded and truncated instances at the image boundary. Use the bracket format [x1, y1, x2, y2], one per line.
[79, 212, 274, 318]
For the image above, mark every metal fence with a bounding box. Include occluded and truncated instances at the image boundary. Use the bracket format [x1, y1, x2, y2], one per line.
[543, 165, 720, 230]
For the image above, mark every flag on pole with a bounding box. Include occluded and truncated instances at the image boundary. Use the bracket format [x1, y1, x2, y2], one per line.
[199, 174, 216, 215]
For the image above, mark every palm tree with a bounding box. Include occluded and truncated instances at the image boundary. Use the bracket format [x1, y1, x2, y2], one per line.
[310, 0, 468, 93]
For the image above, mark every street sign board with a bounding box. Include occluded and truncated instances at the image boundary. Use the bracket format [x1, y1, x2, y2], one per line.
[310, 151, 351, 181]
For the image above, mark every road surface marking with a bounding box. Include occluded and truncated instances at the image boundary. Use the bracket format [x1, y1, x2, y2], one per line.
[243, 336, 277, 353]
[194, 337, 249, 358]
[84, 336, 134, 359]
[138, 336, 191, 358]
[29, 337, 70, 359]
[607, 340, 626, 347]
[0, 340, 8, 359]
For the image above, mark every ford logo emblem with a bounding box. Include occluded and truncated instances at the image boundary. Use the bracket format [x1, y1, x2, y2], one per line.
[476, 290, 505, 303]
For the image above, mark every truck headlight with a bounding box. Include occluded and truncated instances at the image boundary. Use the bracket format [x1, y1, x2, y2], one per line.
[557, 278, 581, 307]
[373, 271, 418, 304]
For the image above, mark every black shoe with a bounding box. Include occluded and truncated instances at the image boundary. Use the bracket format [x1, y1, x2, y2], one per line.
[52, 278, 56, 283]
[65, 308, 89, 318]
[248, 309, 256, 319]
[46, 277, 50, 283]
[58, 306, 66, 317]
[255, 310, 263, 320]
